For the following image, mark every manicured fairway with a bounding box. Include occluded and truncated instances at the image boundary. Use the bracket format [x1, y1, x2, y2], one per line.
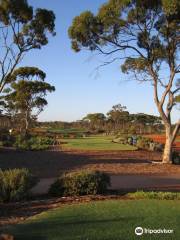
[4, 200, 180, 240]
[49, 128, 85, 134]
[62, 136, 137, 151]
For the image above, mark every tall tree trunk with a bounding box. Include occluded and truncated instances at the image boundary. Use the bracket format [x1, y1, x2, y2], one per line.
[162, 126, 172, 164]
[24, 110, 29, 136]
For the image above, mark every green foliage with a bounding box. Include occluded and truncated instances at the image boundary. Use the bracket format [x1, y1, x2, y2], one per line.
[107, 104, 129, 125]
[62, 136, 137, 151]
[8, 67, 46, 83]
[135, 135, 164, 151]
[0, 0, 56, 93]
[2, 67, 55, 132]
[1, 139, 13, 147]
[112, 136, 128, 144]
[0, 131, 15, 147]
[14, 135, 51, 150]
[113, 134, 164, 151]
[136, 136, 153, 150]
[83, 113, 106, 122]
[4, 200, 180, 240]
[172, 151, 180, 164]
[49, 170, 111, 197]
[128, 191, 180, 200]
[69, 0, 180, 161]
[0, 168, 38, 202]
[174, 95, 180, 103]
[69, 0, 179, 61]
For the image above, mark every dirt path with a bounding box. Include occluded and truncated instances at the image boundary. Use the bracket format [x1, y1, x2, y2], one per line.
[31, 174, 180, 195]
[110, 174, 180, 191]
[31, 178, 56, 195]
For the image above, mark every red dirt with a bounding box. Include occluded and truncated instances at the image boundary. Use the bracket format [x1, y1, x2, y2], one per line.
[145, 134, 180, 150]
[0, 148, 180, 177]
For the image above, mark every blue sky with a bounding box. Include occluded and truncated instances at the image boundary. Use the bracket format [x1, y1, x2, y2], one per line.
[23, 0, 179, 122]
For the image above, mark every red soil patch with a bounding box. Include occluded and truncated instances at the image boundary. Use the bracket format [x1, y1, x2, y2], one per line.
[145, 134, 180, 151]
[1, 148, 180, 177]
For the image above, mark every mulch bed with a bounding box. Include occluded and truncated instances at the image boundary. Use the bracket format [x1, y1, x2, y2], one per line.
[0, 148, 180, 177]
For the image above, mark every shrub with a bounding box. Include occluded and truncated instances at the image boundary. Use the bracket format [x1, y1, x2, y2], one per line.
[0, 133, 15, 147]
[0, 168, 38, 202]
[1, 140, 13, 147]
[112, 137, 127, 144]
[136, 136, 153, 150]
[149, 142, 164, 152]
[49, 170, 110, 197]
[172, 151, 180, 165]
[154, 142, 164, 152]
[127, 191, 180, 200]
[136, 135, 164, 152]
[127, 137, 133, 145]
[14, 135, 50, 150]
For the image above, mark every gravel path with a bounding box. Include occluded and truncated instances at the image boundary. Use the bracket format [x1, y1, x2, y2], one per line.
[110, 174, 180, 191]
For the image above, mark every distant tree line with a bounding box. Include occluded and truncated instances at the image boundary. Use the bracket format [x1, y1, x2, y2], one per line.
[37, 104, 164, 135]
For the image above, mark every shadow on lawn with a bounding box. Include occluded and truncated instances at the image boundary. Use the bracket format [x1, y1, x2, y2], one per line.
[0, 148, 161, 178]
[3, 216, 142, 240]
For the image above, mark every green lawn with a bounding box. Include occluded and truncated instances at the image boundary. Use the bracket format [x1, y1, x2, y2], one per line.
[48, 128, 86, 134]
[62, 136, 137, 151]
[4, 200, 180, 240]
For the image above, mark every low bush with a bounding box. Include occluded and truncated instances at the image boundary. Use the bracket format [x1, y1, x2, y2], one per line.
[136, 136, 153, 150]
[112, 137, 127, 144]
[14, 135, 50, 150]
[0, 168, 38, 202]
[114, 134, 164, 152]
[149, 142, 164, 152]
[172, 151, 180, 165]
[49, 170, 110, 197]
[1, 140, 13, 147]
[0, 134, 15, 147]
[127, 191, 180, 200]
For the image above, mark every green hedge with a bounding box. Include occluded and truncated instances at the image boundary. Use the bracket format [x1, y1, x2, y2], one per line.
[49, 170, 110, 197]
[0, 168, 38, 202]
[172, 151, 180, 164]
[128, 191, 180, 200]
[114, 134, 164, 152]
[14, 135, 52, 150]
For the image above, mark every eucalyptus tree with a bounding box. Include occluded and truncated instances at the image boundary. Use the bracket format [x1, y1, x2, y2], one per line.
[130, 113, 162, 134]
[3, 67, 55, 133]
[83, 113, 106, 131]
[107, 104, 129, 132]
[0, 0, 55, 93]
[69, 0, 180, 163]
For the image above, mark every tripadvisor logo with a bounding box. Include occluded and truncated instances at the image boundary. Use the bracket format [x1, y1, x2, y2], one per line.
[135, 227, 143, 236]
[135, 227, 174, 236]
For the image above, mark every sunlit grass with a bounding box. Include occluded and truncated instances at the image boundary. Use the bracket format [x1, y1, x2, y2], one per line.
[4, 199, 180, 240]
[62, 136, 137, 151]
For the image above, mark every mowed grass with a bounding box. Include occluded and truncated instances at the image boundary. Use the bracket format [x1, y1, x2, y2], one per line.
[62, 136, 137, 151]
[48, 128, 85, 133]
[4, 200, 180, 240]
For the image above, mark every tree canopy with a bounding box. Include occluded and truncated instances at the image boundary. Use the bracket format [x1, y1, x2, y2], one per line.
[2, 67, 55, 132]
[69, 0, 180, 163]
[0, 0, 56, 93]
